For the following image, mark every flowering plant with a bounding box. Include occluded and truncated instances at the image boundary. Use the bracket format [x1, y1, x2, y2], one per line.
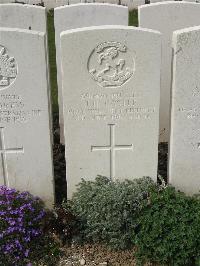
[0, 186, 46, 265]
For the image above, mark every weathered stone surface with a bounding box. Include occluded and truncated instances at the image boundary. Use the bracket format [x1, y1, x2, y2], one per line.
[0, 28, 54, 207]
[139, 1, 200, 142]
[54, 3, 128, 144]
[0, 0, 13, 3]
[0, 3, 53, 144]
[0, 3, 46, 31]
[169, 26, 200, 195]
[121, 0, 145, 10]
[61, 25, 161, 197]
[24, 0, 43, 4]
[69, 0, 80, 4]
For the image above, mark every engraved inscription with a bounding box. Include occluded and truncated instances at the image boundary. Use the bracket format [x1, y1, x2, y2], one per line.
[0, 127, 24, 186]
[191, 142, 200, 149]
[0, 46, 17, 90]
[0, 94, 42, 123]
[178, 86, 200, 119]
[67, 91, 155, 121]
[88, 41, 135, 88]
[190, 129, 200, 150]
[91, 124, 133, 180]
[178, 107, 200, 119]
[192, 86, 200, 97]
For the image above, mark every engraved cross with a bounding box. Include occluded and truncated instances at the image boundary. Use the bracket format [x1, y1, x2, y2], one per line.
[91, 124, 133, 180]
[0, 127, 24, 187]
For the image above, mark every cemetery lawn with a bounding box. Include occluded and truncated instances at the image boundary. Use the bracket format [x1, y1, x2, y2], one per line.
[47, 10, 138, 113]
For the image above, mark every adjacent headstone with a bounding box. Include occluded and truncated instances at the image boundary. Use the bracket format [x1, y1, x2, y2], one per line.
[84, 0, 96, 3]
[26, 0, 43, 5]
[43, 0, 68, 9]
[54, 3, 128, 144]
[69, 0, 80, 4]
[149, 0, 167, 3]
[169, 26, 200, 195]
[0, 28, 54, 207]
[0, 3, 53, 143]
[121, 0, 145, 10]
[0, 0, 13, 3]
[139, 1, 200, 142]
[0, 3, 46, 31]
[61, 25, 161, 197]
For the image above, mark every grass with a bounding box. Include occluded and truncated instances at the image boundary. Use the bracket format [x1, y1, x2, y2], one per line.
[47, 10, 59, 113]
[47, 10, 138, 113]
[129, 9, 138, 26]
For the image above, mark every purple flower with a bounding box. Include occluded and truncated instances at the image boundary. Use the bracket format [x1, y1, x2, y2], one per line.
[0, 185, 46, 262]
[24, 235, 31, 242]
[24, 249, 29, 257]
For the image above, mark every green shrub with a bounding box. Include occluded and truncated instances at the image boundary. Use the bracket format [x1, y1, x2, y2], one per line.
[64, 176, 157, 250]
[133, 186, 200, 266]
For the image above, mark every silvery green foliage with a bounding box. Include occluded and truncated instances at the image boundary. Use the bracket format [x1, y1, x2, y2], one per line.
[67, 176, 157, 250]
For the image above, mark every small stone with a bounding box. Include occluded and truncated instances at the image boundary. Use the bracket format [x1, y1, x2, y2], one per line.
[99, 263, 108, 266]
[80, 258, 86, 265]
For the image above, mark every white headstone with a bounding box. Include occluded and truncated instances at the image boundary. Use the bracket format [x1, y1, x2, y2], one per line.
[0, 4, 53, 143]
[121, 0, 145, 10]
[150, 0, 167, 3]
[169, 26, 200, 195]
[0, 3, 46, 31]
[84, 0, 96, 3]
[54, 3, 128, 144]
[0, 28, 54, 207]
[19, 0, 42, 4]
[139, 1, 200, 142]
[61, 25, 161, 197]
[69, 0, 80, 4]
[27, 0, 43, 5]
[43, 0, 68, 9]
[0, 0, 13, 3]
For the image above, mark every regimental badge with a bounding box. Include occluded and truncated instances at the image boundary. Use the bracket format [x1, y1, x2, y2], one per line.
[87, 41, 135, 88]
[0, 45, 17, 90]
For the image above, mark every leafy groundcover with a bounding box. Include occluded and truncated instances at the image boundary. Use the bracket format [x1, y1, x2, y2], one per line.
[0, 176, 200, 266]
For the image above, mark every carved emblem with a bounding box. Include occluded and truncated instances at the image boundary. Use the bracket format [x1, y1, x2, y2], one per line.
[0, 45, 17, 90]
[87, 41, 135, 88]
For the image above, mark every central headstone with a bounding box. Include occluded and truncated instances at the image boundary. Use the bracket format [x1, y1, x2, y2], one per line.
[54, 3, 129, 144]
[61, 26, 161, 197]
